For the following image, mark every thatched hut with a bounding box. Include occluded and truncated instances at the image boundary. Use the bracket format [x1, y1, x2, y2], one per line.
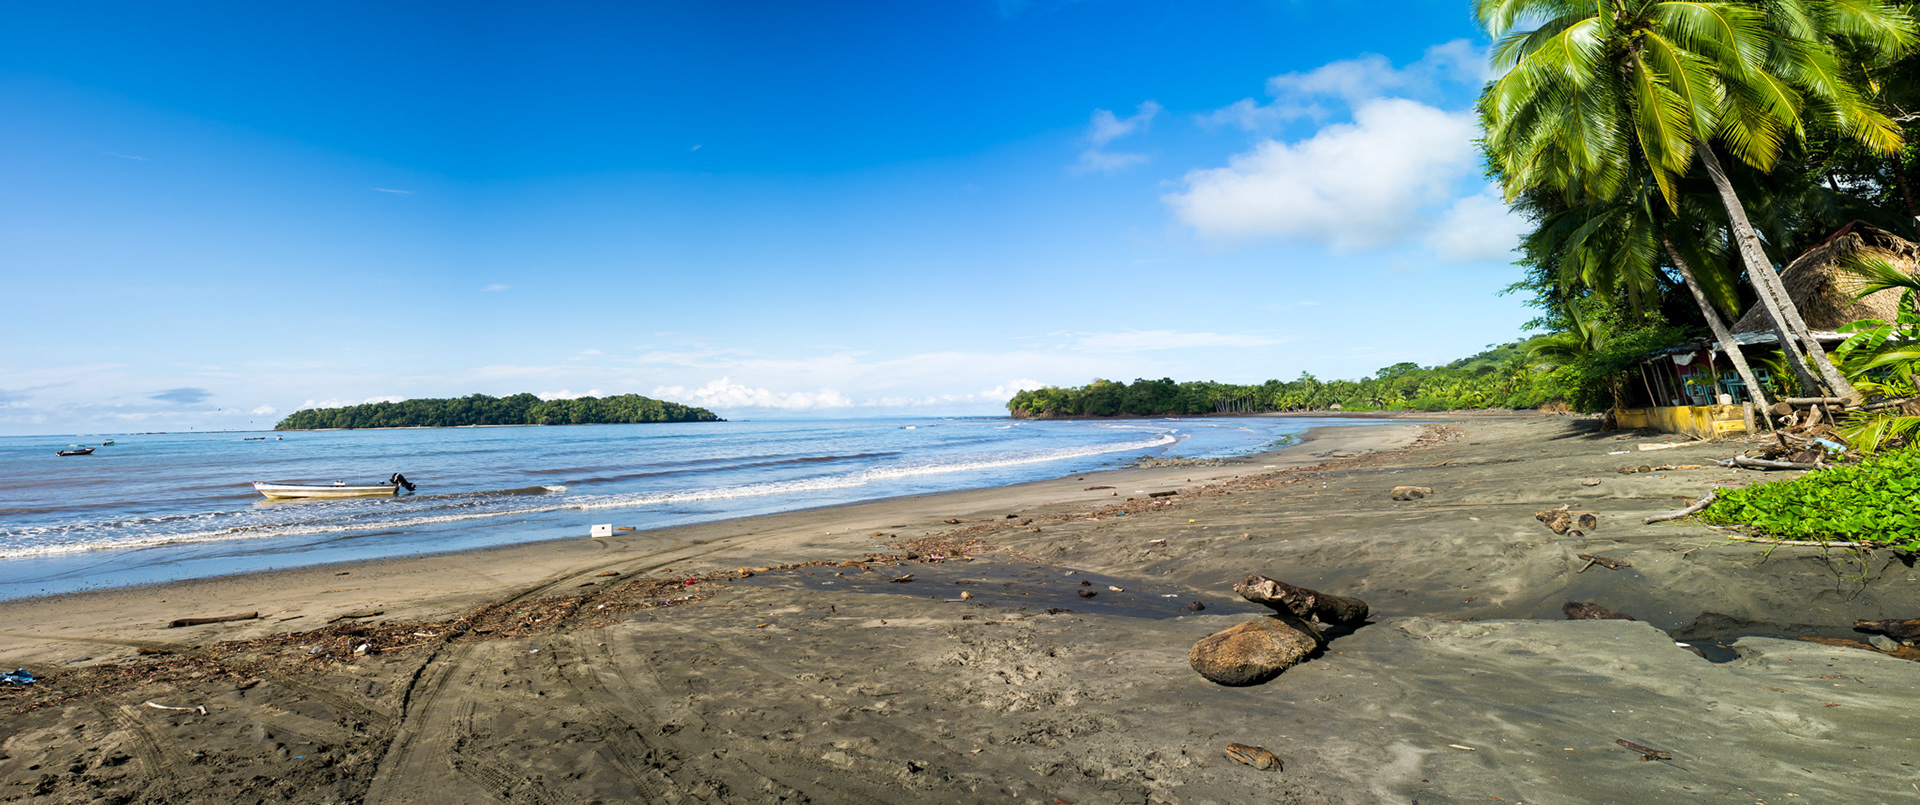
[1612, 223, 1920, 438]
[1730, 222, 1920, 335]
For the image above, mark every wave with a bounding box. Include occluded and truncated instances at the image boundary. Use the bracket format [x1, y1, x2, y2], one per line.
[0, 433, 1176, 560]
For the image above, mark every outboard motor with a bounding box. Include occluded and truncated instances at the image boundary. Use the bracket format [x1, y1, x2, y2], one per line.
[389, 473, 416, 492]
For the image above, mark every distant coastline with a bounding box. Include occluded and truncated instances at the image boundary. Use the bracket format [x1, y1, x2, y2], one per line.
[275, 392, 723, 430]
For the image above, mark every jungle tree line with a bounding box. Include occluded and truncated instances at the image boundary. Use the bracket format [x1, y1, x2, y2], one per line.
[1006, 341, 1566, 417]
[274, 393, 723, 430]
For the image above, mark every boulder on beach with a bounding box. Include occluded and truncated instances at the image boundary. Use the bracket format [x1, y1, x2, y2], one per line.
[1389, 485, 1431, 501]
[1189, 615, 1324, 686]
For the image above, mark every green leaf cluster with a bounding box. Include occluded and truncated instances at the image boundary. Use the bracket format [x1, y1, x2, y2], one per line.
[1697, 447, 1920, 547]
[274, 393, 723, 430]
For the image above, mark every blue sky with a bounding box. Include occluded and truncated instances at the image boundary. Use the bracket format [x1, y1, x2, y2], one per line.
[1, 0, 1534, 435]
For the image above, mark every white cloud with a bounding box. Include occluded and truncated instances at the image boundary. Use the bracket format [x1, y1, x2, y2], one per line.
[1426, 185, 1529, 262]
[978, 379, 1045, 402]
[1074, 101, 1160, 174]
[250, 404, 277, 415]
[652, 377, 856, 411]
[537, 389, 604, 400]
[1165, 98, 1480, 251]
[579, 349, 602, 355]
[1202, 40, 1487, 132]
[482, 283, 510, 292]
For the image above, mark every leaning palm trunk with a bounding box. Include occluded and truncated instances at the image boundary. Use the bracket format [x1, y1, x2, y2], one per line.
[1662, 232, 1772, 421]
[1696, 141, 1860, 401]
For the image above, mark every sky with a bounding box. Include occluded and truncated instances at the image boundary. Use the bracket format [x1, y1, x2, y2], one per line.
[0, 0, 1535, 435]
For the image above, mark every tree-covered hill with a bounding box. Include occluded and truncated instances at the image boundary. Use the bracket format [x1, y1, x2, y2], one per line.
[1005, 340, 1600, 418]
[274, 393, 723, 430]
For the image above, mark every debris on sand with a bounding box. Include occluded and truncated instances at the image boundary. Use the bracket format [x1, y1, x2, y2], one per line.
[168, 612, 260, 628]
[1616, 739, 1671, 761]
[1389, 485, 1431, 501]
[1564, 601, 1635, 620]
[1576, 553, 1629, 572]
[1535, 506, 1598, 536]
[1225, 743, 1281, 770]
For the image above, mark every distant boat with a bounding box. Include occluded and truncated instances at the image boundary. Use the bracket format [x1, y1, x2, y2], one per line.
[56, 446, 95, 456]
[252, 473, 416, 499]
[101, 439, 115, 446]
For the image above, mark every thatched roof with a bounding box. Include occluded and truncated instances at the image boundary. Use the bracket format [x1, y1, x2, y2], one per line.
[1731, 222, 1920, 334]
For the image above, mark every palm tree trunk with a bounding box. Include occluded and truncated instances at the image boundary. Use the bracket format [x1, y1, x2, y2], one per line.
[1661, 233, 1772, 419]
[1694, 139, 1859, 401]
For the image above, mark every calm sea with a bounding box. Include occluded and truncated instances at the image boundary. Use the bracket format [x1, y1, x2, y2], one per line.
[0, 416, 1374, 599]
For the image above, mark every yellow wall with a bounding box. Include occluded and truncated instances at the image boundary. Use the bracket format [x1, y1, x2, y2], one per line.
[1612, 404, 1750, 440]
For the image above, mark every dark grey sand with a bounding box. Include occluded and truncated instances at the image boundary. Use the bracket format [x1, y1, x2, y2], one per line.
[3, 415, 1918, 804]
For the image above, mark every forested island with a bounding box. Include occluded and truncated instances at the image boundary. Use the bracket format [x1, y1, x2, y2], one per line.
[274, 393, 723, 430]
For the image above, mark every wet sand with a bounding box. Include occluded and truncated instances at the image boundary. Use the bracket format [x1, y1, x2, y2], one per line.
[3, 415, 1918, 803]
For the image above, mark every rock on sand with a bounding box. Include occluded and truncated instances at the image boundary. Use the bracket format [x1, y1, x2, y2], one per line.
[1189, 615, 1324, 686]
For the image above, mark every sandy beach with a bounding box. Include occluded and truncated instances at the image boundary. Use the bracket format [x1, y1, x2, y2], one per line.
[4, 414, 1918, 804]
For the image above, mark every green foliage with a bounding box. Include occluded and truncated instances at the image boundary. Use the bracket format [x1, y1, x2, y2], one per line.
[1005, 340, 1576, 418]
[274, 393, 723, 430]
[1698, 448, 1920, 547]
[1834, 255, 1920, 453]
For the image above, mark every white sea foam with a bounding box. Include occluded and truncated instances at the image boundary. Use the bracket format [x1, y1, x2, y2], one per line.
[0, 431, 1181, 560]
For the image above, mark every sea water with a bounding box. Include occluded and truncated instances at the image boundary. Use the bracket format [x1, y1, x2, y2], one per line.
[0, 416, 1378, 599]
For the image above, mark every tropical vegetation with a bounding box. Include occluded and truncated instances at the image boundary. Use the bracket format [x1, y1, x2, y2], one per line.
[274, 393, 723, 430]
[1697, 446, 1920, 546]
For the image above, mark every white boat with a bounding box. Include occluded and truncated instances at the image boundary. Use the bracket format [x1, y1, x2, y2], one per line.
[252, 473, 415, 499]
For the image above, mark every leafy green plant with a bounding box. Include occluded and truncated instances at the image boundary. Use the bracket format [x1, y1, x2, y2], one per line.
[1698, 448, 1920, 547]
[1834, 256, 1920, 453]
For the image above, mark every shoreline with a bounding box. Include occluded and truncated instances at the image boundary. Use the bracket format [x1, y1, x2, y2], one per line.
[6, 415, 1917, 803]
[0, 422, 1420, 626]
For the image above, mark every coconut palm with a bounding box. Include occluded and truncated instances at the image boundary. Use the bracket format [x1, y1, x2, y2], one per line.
[1517, 160, 1779, 410]
[1479, 0, 1916, 401]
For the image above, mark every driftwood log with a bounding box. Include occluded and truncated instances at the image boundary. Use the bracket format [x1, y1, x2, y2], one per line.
[1576, 553, 1629, 572]
[1855, 619, 1920, 642]
[1563, 601, 1635, 620]
[1723, 456, 1820, 471]
[1234, 575, 1369, 625]
[1644, 490, 1717, 523]
[167, 612, 259, 628]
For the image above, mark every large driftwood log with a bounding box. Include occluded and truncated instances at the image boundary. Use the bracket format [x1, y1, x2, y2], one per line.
[1855, 619, 1920, 642]
[1234, 575, 1369, 625]
[1724, 456, 1820, 471]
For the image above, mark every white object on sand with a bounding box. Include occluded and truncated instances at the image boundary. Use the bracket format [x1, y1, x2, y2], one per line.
[590, 524, 613, 537]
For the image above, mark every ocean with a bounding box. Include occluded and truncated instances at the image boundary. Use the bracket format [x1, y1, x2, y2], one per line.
[0, 416, 1376, 600]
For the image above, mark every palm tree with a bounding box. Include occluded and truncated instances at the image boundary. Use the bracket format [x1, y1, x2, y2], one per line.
[1479, 0, 1916, 401]
[1527, 169, 1777, 410]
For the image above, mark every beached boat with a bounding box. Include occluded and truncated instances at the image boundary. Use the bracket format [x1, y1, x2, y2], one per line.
[56, 446, 95, 456]
[252, 473, 416, 499]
